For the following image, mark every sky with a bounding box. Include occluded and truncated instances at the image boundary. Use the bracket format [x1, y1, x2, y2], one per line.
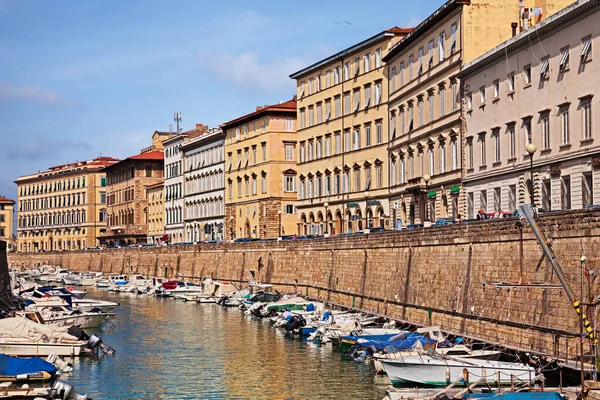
[0, 0, 444, 201]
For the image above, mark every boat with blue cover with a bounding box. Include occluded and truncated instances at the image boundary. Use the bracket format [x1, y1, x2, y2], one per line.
[0, 354, 57, 382]
[340, 332, 425, 352]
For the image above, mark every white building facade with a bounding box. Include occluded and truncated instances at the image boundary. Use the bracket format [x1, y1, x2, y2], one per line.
[181, 128, 225, 242]
[163, 135, 185, 243]
[460, 0, 600, 218]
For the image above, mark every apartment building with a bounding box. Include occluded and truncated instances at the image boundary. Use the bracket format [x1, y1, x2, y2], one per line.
[383, 0, 572, 227]
[15, 157, 119, 252]
[460, 0, 600, 217]
[223, 99, 297, 240]
[0, 197, 15, 252]
[290, 27, 411, 235]
[181, 128, 225, 243]
[146, 180, 164, 244]
[163, 124, 209, 244]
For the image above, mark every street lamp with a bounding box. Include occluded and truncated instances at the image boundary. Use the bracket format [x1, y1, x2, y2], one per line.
[423, 174, 431, 222]
[229, 215, 234, 240]
[323, 202, 329, 235]
[277, 210, 282, 237]
[526, 143, 537, 209]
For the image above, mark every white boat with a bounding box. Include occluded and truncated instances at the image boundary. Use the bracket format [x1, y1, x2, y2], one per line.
[80, 272, 103, 287]
[196, 281, 238, 304]
[0, 317, 88, 357]
[166, 282, 205, 299]
[20, 308, 113, 329]
[97, 273, 127, 288]
[380, 354, 535, 387]
[61, 274, 81, 286]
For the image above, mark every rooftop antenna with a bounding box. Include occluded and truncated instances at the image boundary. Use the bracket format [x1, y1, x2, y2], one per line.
[173, 111, 182, 134]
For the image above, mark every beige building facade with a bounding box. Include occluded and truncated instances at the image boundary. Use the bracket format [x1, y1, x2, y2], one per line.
[146, 180, 164, 244]
[15, 157, 119, 252]
[102, 150, 165, 247]
[460, 0, 600, 217]
[290, 28, 411, 235]
[383, 0, 573, 227]
[223, 99, 297, 240]
[0, 197, 15, 252]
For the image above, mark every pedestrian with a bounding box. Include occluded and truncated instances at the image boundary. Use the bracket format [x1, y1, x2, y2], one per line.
[476, 209, 487, 220]
[456, 214, 462, 223]
[494, 208, 503, 218]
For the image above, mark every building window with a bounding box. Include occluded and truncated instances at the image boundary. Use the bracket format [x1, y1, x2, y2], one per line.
[428, 40, 434, 69]
[400, 62, 405, 86]
[342, 173, 349, 193]
[493, 130, 500, 163]
[561, 175, 571, 210]
[326, 70, 331, 88]
[451, 140, 458, 170]
[440, 87, 445, 117]
[300, 109, 305, 129]
[324, 176, 331, 195]
[261, 174, 267, 194]
[479, 86, 485, 104]
[493, 80, 499, 99]
[428, 148, 435, 175]
[335, 96, 341, 118]
[480, 190, 487, 213]
[364, 86, 371, 109]
[559, 47, 570, 71]
[376, 121, 383, 144]
[418, 48, 423, 76]
[391, 159, 396, 185]
[466, 92, 472, 109]
[581, 37, 592, 62]
[283, 176, 296, 192]
[299, 143, 305, 163]
[335, 133, 341, 154]
[467, 192, 474, 219]
[452, 82, 457, 111]
[344, 62, 350, 80]
[390, 113, 397, 139]
[285, 144, 294, 161]
[438, 31, 446, 61]
[316, 75, 321, 91]
[376, 166, 382, 188]
[252, 176, 257, 195]
[352, 128, 360, 150]
[353, 90, 360, 112]
[317, 103, 322, 124]
[324, 136, 331, 156]
[541, 113, 550, 150]
[333, 174, 339, 195]
[374, 83, 382, 105]
[508, 125, 516, 159]
[237, 180, 242, 198]
[101, 177, 106, 187]
[308, 141, 314, 161]
[418, 98, 424, 127]
[561, 107, 570, 145]
[375, 48, 382, 68]
[583, 172, 594, 208]
[429, 93, 435, 122]
[354, 57, 360, 77]
[344, 92, 351, 115]
[334, 66, 340, 84]
[540, 57, 550, 80]
[450, 23, 457, 54]
[408, 55, 414, 80]
[262, 143, 267, 161]
[390, 67, 396, 93]
[285, 118, 293, 131]
[525, 119, 532, 145]
[364, 53, 371, 73]
[583, 101, 592, 140]
[524, 65, 532, 85]
[508, 72, 515, 92]
[440, 143, 446, 173]
[354, 169, 361, 192]
[400, 158, 406, 184]
[309, 107, 314, 126]
[325, 100, 331, 121]
[480, 135, 486, 166]
[344, 131, 351, 152]
[316, 139, 322, 159]
[365, 125, 372, 147]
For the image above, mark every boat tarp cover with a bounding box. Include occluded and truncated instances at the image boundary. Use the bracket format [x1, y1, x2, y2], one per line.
[463, 393, 565, 400]
[356, 335, 433, 352]
[0, 354, 57, 375]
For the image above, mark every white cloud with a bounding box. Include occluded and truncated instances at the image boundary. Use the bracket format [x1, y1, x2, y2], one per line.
[0, 83, 67, 106]
[201, 52, 306, 92]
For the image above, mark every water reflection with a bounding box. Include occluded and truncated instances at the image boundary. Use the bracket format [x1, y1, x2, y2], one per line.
[65, 289, 385, 399]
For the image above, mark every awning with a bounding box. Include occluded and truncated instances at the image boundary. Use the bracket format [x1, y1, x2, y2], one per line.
[160, 234, 169, 242]
[449, 186, 461, 194]
[427, 191, 437, 198]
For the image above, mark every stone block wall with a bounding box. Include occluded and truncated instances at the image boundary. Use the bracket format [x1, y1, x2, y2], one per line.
[10, 208, 600, 360]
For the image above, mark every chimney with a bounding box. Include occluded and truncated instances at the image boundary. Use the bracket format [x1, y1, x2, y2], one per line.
[511, 22, 518, 37]
[256, 106, 262, 111]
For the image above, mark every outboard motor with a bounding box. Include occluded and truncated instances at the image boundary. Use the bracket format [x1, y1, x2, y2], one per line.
[283, 315, 306, 332]
[87, 334, 115, 355]
[50, 380, 88, 400]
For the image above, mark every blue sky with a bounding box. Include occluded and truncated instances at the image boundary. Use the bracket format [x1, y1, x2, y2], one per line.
[0, 0, 443, 200]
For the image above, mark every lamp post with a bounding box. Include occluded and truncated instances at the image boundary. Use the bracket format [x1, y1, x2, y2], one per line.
[229, 215, 234, 241]
[423, 174, 431, 222]
[526, 143, 537, 209]
[277, 210, 282, 237]
[363, 191, 370, 229]
[323, 202, 329, 235]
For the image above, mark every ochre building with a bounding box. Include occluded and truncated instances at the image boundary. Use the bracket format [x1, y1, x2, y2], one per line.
[0, 196, 15, 252]
[383, 0, 573, 227]
[290, 27, 411, 235]
[146, 180, 165, 244]
[223, 99, 297, 240]
[15, 157, 119, 252]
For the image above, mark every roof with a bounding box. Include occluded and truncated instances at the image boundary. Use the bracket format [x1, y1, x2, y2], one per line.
[162, 124, 211, 146]
[146, 180, 164, 189]
[0, 196, 15, 205]
[128, 150, 164, 161]
[180, 128, 225, 151]
[290, 27, 413, 79]
[459, 0, 599, 78]
[220, 99, 297, 131]
[48, 156, 120, 171]
[382, 0, 464, 62]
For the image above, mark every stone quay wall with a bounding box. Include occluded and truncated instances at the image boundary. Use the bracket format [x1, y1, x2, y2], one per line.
[9, 209, 600, 360]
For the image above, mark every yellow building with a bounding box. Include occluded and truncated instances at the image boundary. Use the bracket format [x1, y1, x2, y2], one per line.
[383, 0, 573, 227]
[0, 197, 15, 252]
[289, 27, 411, 235]
[15, 157, 119, 252]
[222, 99, 297, 240]
[146, 180, 164, 244]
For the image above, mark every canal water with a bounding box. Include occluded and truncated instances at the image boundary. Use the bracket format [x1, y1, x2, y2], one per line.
[65, 289, 389, 399]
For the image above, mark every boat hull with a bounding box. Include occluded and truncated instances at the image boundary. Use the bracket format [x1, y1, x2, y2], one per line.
[381, 357, 535, 387]
[0, 340, 86, 357]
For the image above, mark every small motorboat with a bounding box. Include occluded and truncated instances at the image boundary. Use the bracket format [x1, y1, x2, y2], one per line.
[0, 354, 57, 382]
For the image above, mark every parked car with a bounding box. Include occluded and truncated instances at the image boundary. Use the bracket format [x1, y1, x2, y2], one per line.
[233, 237, 252, 243]
[406, 224, 424, 230]
[434, 218, 455, 226]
